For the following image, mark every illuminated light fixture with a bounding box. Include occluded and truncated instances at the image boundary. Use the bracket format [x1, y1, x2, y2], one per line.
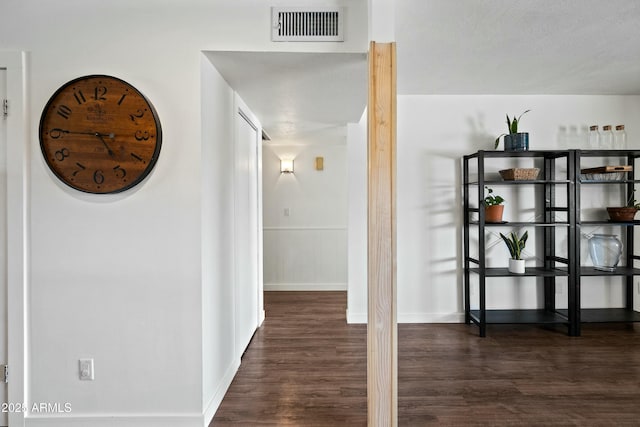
[280, 159, 294, 174]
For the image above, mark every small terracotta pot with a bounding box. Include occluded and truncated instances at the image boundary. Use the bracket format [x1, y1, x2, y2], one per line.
[485, 205, 504, 223]
[607, 207, 638, 222]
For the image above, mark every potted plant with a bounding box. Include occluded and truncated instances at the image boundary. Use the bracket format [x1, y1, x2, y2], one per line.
[494, 110, 530, 151]
[484, 186, 505, 223]
[607, 191, 640, 222]
[500, 230, 529, 274]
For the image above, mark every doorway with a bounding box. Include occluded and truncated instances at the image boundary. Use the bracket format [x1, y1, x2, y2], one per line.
[0, 66, 7, 427]
[204, 51, 366, 303]
[234, 101, 262, 357]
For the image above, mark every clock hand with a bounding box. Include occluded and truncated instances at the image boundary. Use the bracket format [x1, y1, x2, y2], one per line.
[54, 129, 116, 155]
[94, 133, 115, 157]
[62, 130, 115, 139]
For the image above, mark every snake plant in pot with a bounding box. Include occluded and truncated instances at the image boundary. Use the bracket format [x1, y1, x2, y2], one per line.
[500, 230, 528, 274]
[494, 110, 530, 151]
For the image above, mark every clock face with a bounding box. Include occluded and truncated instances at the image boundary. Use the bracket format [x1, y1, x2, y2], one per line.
[39, 75, 162, 194]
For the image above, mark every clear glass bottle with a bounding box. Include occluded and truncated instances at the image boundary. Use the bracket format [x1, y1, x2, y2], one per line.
[588, 125, 600, 149]
[568, 125, 578, 148]
[614, 125, 627, 149]
[600, 125, 614, 149]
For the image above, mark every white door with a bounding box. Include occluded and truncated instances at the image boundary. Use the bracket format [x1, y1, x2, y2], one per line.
[0, 68, 8, 427]
[234, 109, 259, 358]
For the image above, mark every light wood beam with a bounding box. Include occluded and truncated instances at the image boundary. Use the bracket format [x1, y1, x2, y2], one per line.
[367, 41, 397, 427]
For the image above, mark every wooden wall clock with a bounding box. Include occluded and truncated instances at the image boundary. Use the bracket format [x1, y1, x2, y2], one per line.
[39, 75, 162, 194]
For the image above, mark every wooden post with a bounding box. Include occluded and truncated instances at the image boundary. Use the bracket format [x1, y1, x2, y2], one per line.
[367, 41, 397, 427]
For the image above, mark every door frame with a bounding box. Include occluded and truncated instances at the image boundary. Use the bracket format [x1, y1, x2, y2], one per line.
[0, 51, 28, 427]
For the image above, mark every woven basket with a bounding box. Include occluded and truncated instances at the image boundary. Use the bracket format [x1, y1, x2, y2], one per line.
[499, 168, 540, 181]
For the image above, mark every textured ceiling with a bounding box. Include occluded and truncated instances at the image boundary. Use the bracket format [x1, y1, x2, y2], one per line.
[205, 52, 367, 144]
[396, 0, 640, 94]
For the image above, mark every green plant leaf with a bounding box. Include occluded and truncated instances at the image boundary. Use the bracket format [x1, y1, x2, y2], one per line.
[499, 232, 516, 258]
[500, 231, 527, 259]
[512, 109, 530, 134]
[506, 114, 512, 134]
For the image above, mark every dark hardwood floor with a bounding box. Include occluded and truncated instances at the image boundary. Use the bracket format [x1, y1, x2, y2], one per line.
[211, 292, 640, 426]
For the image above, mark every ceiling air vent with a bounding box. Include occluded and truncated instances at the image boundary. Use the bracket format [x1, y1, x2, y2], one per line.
[272, 7, 344, 42]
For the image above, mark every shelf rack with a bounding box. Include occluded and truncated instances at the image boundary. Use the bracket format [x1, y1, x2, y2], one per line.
[464, 149, 640, 337]
[463, 150, 576, 337]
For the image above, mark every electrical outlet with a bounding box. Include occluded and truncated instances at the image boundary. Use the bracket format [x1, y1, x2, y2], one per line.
[79, 358, 94, 380]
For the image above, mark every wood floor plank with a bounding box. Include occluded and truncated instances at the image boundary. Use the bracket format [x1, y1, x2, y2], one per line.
[211, 292, 640, 426]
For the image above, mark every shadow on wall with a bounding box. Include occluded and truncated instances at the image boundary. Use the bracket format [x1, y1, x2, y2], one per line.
[418, 149, 465, 315]
[466, 113, 496, 151]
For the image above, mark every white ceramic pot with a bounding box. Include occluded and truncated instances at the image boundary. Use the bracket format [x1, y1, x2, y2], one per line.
[508, 258, 525, 274]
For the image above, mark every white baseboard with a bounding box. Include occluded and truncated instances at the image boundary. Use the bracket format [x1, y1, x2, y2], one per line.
[25, 356, 243, 427]
[399, 312, 465, 323]
[25, 414, 202, 427]
[202, 357, 241, 427]
[346, 310, 465, 324]
[346, 309, 367, 324]
[264, 282, 347, 291]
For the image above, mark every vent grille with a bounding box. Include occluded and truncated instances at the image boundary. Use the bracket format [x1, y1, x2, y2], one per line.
[272, 7, 344, 42]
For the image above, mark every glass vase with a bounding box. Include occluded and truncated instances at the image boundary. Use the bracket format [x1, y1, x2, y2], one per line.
[588, 234, 623, 272]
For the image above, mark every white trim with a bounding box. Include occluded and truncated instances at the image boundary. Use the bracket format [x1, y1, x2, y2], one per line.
[202, 358, 241, 427]
[24, 414, 201, 427]
[346, 309, 367, 324]
[264, 282, 347, 291]
[1, 50, 28, 427]
[398, 312, 465, 324]
[263, 226, 347, 231]
[346, 311, 466, 324]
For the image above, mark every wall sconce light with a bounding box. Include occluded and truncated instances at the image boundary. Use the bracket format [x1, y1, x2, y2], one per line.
[280, 159, 294, 174]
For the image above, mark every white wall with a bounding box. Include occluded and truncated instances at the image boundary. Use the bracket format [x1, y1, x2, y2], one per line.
[200, 57, 237, 422]
[347, 113, 368, 322]
[348, 95, 640, 323]
[263, 143, 348, 290]
[0, 0, 368, 425]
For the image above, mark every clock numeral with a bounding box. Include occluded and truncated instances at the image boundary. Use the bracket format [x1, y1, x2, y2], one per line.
[134, 130, 150, 141]
[117, 94, 127, 106]
[129, 109, 145, 124]
[72, 162, 86, 177]
[73, 90, 87, 105]
[49, 128, 69, 139]
[56, 105, 72, 119]
[113, 165, 127, 179]
[54, 148, 70, 161]
[93, 170, 105, 185]
[130, 153, 146, 164]
[94, 86, 107, 101]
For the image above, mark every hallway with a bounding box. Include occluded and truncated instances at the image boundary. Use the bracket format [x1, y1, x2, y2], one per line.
[212, 292, 640, 426]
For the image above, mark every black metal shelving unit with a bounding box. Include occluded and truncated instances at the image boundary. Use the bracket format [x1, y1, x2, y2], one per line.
[574, 149, 640, 335]
[464, 149, 640, 337]
[463, 150, 576, 337]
